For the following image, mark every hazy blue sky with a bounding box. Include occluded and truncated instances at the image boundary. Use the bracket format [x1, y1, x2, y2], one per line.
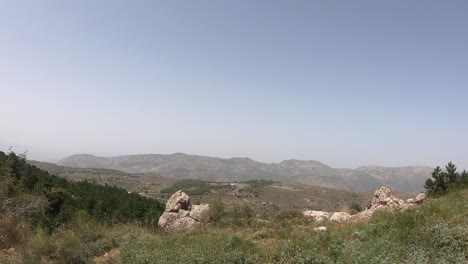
[1, 1, 467, 169]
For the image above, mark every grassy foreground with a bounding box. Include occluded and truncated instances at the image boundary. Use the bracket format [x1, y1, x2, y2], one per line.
[1, 189, 467, 264]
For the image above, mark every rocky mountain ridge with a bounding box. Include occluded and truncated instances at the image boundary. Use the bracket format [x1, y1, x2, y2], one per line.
[57, 153, 433, 192]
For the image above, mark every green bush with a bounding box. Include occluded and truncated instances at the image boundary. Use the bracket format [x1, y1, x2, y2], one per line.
[210, 199, 226, 223]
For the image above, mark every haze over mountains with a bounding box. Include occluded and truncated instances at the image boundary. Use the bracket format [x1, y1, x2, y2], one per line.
[57, 153, 432, 193]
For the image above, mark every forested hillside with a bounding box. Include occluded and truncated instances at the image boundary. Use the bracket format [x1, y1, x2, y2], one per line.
[0, 151, 164, 249]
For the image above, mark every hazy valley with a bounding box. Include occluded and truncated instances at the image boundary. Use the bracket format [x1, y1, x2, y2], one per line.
[28, 160, 373, 218]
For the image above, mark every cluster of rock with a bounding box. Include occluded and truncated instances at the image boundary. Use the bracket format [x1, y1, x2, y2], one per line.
[159, 186, 428, 232]
[303, 210, 352, 223]
[303, 186, 428, 225]
[303, 210, 353, 224]
[158, 190, 210, 232]
[357, 186, 428, 220]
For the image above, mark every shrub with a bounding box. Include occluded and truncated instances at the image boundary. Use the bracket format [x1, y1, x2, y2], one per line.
[349, 202, 363, 213]
[221, 203, 255, 227]
[274, 209, 304, 221]
[210, 199, 226, 223]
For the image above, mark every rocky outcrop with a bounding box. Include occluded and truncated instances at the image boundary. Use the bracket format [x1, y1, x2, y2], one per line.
[304, 187, 429, 223]
[303, 210, 330, 222]
[330, 212, 352, 222]
[353, 187, 427, 221]
[158, 190, 210, 232]
[368, 186, 406, 210]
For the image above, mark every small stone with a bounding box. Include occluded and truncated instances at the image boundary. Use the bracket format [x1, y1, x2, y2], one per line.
[313, 226, 327, 231]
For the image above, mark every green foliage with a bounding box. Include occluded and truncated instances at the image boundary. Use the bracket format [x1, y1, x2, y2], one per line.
[119, 230, 257, 264]
[273, 209, 309, 229]
[20, 214, 116, 264]
[1, 152, 46, 249]
[222, 203, 255, 227]
[209, 199, 226, 223]
[461, 170, 468, 186]
[425, 162, 468, 196]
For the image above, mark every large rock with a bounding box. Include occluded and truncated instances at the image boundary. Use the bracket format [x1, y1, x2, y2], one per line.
[415, 193, 427, 204]
[158, 211, 198, 232]
[303, 210, 330, 222]
[330, 212, 351, 223]
[165, 190, 191, 212]
[352, 208, 375, 222]
[158, 190, 210, 232]
[369, 186, 405, 209]
[190, 204, 210, 223]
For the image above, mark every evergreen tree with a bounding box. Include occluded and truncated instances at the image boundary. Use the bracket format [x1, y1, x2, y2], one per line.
[425, 162, 467, 196]
[445, 162, 459, 185]
[461, 170, 468, 187]
[425, 166, 447, 195]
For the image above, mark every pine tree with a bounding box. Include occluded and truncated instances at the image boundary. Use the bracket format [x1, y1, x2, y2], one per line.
[425, 166, 447, 195]
[461, 170, 468, 187]
[425, 162, 467, 196]
[445, 162, 459, 185]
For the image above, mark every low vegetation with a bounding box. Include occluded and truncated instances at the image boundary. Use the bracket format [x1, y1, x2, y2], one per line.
[1, 153, 467, 263]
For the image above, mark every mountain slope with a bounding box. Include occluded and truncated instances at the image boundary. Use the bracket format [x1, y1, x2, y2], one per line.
[28, 160, 178, 199]
[57, 153, 433, 192]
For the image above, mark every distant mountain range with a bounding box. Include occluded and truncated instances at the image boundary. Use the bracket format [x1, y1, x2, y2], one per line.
[57, 153, 433, 193]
